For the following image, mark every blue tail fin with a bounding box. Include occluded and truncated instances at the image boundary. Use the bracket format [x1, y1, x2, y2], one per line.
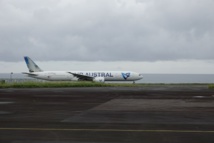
[24, 56, 43, 72]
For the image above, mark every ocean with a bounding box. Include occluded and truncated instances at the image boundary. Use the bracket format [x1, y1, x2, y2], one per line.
[137, 74, 214, 83]
[0, 73, 214, 84]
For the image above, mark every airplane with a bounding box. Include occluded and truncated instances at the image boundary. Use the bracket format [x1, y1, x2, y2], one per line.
[22, 56, 143, 83]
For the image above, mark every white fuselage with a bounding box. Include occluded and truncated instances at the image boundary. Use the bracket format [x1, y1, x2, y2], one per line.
[27, 71, 143, 82]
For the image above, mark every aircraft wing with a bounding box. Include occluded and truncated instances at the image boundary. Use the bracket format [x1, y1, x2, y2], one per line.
[22, 72, 38, 76]
[68, 72, 93, 81]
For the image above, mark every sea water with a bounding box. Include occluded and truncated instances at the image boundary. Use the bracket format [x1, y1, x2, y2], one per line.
[137, 74, 214, 83]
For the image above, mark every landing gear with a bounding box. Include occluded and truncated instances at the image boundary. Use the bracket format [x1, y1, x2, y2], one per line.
[133, 81, 135, 84]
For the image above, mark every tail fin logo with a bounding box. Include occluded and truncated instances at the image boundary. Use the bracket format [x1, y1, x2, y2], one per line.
[122, 72, 130, 80]
[24, 56, 43, 72]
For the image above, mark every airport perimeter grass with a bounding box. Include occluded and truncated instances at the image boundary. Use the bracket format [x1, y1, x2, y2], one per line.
[0, 81, 139, 88]
[0, 81, 213, 88]
[208, 84, 214, 89]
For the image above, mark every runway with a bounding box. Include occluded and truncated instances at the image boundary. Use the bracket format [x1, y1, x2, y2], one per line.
[0, 85, 214, 143]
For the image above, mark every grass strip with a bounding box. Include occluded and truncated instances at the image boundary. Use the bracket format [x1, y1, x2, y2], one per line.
[0, 81, 139, 88]
[208, 84, 214, 89]
[0, 81, 212, 88]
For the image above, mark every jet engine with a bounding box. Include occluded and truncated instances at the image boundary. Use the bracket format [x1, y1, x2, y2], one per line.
[93, 77, 105, 83]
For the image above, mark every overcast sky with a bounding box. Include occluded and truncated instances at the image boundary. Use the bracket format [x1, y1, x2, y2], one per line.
[0, 0, 214, 73]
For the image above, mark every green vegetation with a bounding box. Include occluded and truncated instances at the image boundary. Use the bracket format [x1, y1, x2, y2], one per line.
[0, 80, 5, 84]
[0, 81, 139, 88]
[0, 81, 212, 88]
[208, 84, 214, 89]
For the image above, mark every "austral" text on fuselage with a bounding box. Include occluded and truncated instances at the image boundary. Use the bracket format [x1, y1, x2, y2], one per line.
[76, 72, 113, 77]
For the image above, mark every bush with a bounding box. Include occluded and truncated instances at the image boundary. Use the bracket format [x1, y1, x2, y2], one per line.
[0, 80, 5, 84]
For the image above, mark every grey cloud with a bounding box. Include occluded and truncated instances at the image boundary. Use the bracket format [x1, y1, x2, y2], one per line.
[0, 0, 214, 62]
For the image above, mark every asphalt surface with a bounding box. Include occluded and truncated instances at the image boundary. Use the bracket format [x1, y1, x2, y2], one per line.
[0, 85, 214, 143]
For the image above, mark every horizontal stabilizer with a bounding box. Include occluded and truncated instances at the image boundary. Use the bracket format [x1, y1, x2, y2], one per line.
[22, 72, 38, 76]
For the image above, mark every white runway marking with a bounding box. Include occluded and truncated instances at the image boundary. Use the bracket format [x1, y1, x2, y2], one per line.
[0, 127, 214, 133]
[0, 111, 11, 114]
[0, 101, 14, 105]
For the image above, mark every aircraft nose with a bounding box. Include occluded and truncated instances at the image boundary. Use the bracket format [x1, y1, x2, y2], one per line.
[139, 73, 143, 79]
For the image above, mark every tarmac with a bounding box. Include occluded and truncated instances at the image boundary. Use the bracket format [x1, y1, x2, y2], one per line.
[0, 85, 214, 143]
